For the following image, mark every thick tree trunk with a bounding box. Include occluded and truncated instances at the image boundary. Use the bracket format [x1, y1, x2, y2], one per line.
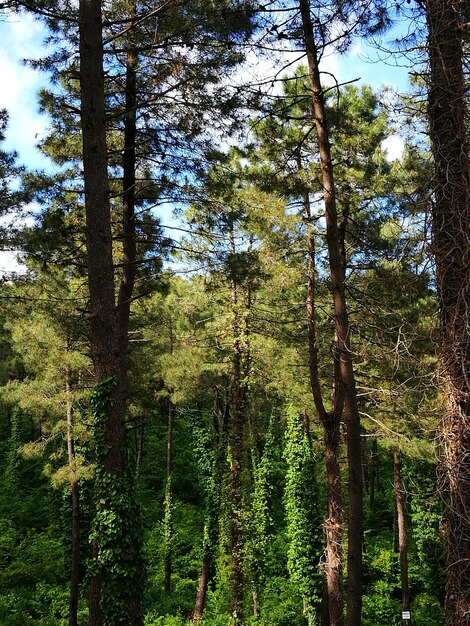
[425, 1, 470, 623]
[78, 3, 124, 624]
[393, 453, 410, 625]
[79, 1, 120, 389]
[78, 2, 144, 624]
[298, 1, 363, 623]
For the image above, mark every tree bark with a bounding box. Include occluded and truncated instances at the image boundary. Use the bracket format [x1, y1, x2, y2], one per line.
[298, 1, 363, 623]
[78, 3, 124, 624]
[193, 558, 210, 623]
[303, 189, 344, 625]
[425, 1, 470, 623]
[393, 452, 410, 626]
[78, 1, 144, 624]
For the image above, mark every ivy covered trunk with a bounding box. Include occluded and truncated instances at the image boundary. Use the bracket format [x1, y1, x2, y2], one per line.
[79, 0, 142, 624]
[425, 0, 470, 623]
[192, 390, 226, 623]
[284, 410, 323, 623]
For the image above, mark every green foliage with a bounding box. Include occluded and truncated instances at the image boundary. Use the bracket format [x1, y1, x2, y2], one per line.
[362, 592, 401, 626]
[252, 575, 308, 626]
[402, 459, 443, 596]
[4, 408, 21, 491]
[362, 539, 401, 625]
[144, 616, 185, 626]
[283, 409, 323, 623]
[410, 592, 444, 625]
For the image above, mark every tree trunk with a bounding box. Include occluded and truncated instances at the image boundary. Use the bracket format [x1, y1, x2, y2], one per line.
[66, 371, 80, 626]
[164, 398, 174, 596]
[78, 2, 124, 624]
[230, 288, 245, 625]
[425, 1, 470, 623]
[298, 1, 363, 623]
[393, 452, 410, 626]
[229, 225, 246, 625]
[303, 184, 344, 625]
[78, 1, 145, 623]
[193, 558, 210, 623]
[192, 389, 226, 623]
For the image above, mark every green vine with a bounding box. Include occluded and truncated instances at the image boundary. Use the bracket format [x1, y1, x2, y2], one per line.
[5, 408, 21, 491]
[89, 376, 145, 626]
[163, 472, 173, 593]
[247, 414, 276, 602]
[284, 408, 322, 625]
[191, 412, 222, 564]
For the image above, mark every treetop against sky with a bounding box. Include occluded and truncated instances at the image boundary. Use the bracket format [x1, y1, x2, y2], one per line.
[0, 4, 410, 275]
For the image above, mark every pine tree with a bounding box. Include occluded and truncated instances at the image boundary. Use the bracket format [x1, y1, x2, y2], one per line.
[424, 0, 470, 622]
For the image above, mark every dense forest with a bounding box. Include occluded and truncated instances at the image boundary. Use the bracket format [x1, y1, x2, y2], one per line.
[0, 1, 468, 625]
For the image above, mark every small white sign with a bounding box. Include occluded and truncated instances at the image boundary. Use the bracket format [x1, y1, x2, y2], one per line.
[402, 611, 411, 619]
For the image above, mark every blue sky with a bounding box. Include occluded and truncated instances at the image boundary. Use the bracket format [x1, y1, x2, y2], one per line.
[0, 10, 412, 169]
[0, 10, 412, 273]
[0, 13, 50, 169]
[0, 12, 50, 273]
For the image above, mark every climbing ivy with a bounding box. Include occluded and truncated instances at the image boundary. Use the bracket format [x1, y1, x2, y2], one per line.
[191, 412, 222, 566]
[163, 473, 173, 594]
[246, 415, 276, 607]
[89, 376, 145, 626]
[283, 408, 323, 625]
[5, 408, 21, 492]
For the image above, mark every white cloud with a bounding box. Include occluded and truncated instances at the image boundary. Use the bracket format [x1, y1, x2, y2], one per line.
[0, 250, 24, 275]
[0, 15, 50, 168]
[382, 135, 405, 162]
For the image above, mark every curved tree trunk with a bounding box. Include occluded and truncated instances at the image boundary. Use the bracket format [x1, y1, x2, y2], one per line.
[298, 1, 363, 623]
[303, 189, 343, 625]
